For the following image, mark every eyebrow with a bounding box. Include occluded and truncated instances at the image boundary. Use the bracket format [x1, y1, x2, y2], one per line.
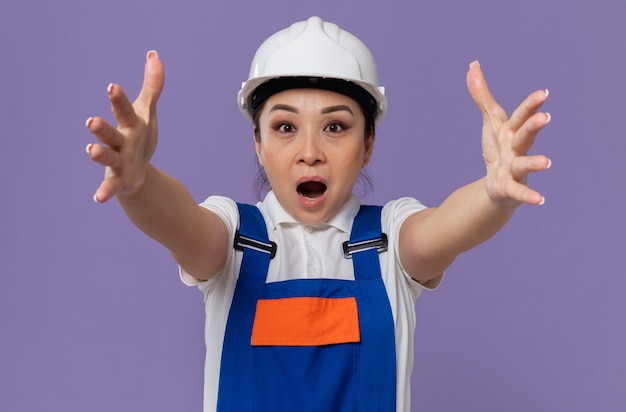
[269, 104, 298, 114]
[268, 104, 355, 116]
[321, 105, 354, 115]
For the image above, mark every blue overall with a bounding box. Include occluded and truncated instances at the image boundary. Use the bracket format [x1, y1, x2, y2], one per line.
[216, 204, 396, 411]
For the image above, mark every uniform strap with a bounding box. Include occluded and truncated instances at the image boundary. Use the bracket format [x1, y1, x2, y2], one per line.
[346, 205, 387, 280]
[234, 203, 275, 282]
[234, 204, 277, 258]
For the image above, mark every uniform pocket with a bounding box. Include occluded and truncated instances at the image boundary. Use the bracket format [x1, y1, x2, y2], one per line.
[251, 297, 360, 346]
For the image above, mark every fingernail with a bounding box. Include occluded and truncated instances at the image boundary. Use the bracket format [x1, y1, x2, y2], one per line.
[147, 50, 158, 60]
[469, 60, 480, 68]
[539, 196, 546, 206]
[546, 158, 552, 169]
[85, 117, 93, 128]
[86, 143, 93, 155]
[93, 193, 100, 203]
[107, 83, 114, 95]
[545, 112, 552, 124]
[544, 89, 550, 99]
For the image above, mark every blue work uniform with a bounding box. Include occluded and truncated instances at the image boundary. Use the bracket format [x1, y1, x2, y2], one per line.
[216, 203, 396, 411]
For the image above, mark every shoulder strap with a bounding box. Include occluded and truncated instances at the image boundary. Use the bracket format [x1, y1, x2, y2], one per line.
[343, 205, 388, 257]
[345, 205, 387, 280]
[234, 203, 277, 259]
[234, 203, 275, 282]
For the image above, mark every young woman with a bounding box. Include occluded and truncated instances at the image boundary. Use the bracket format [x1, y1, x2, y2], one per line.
[85, 16, 551, 412]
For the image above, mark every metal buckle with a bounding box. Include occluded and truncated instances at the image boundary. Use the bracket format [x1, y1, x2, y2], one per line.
[234, 231, 277, 259]
[342, 233, 388, 258]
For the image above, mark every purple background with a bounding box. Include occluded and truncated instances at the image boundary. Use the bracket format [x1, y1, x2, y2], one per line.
[1, 0, 624, 410]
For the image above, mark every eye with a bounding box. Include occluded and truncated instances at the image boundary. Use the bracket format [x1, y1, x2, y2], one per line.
[324, 122, 344, 133]
[277, 123, 296, 133]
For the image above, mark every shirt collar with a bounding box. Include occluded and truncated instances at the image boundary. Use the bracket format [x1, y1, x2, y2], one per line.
[260, 191, 361, 234]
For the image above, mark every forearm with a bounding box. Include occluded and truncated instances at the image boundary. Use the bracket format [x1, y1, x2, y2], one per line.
[116, 164, 223, 262]
[401, 177, 518, 280]
[422, 178, 518, 257]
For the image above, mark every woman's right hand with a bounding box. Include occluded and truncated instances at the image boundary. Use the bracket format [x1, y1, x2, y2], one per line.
[86, 50, 165, 203]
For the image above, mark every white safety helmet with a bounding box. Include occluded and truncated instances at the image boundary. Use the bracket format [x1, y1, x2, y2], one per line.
[238, 16, 387, 124]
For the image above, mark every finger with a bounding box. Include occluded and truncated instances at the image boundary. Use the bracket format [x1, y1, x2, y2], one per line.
[508, 89, 549, 132]
[86, 142, 123, 169]
[490, 177, 545, 207]
[85, 116, 125, 149]
[94, 172, 122, 203]
[107, 83, 138, 129]
[512, 111, 551, 154]
[510, 155, 552, 179]
[509, 182, 545, 206]
[135, 50, 165, 112]
[466, 61, 507, 123]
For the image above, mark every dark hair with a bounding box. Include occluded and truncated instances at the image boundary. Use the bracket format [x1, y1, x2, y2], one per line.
[250, 87, 376, 201]
[251, 77, 378, 118]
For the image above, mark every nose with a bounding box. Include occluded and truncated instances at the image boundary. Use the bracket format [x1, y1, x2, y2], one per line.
[298, 128, 325, 166]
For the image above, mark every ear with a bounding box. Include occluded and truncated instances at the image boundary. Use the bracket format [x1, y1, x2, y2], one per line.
[362, 130, 375, 167]
[253, 126, 264, 167]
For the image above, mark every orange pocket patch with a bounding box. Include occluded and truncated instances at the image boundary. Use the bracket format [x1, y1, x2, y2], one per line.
[251, 297, 360, 346]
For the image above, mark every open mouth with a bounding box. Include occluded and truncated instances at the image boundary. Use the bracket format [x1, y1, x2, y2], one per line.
[297, 181, 327, 199]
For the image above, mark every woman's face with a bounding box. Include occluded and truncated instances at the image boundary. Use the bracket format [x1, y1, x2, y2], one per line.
[255, 88, 374, 225]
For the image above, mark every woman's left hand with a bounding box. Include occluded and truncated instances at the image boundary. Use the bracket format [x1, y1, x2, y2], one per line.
[467, 61, 551, 206]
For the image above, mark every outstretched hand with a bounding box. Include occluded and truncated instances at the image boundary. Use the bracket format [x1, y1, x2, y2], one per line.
[86, 51, 165, 203]
[467, 61, 551, 206]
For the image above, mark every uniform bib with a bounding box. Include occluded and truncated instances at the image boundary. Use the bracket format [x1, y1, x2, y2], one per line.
[216, 203, 396, 411]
